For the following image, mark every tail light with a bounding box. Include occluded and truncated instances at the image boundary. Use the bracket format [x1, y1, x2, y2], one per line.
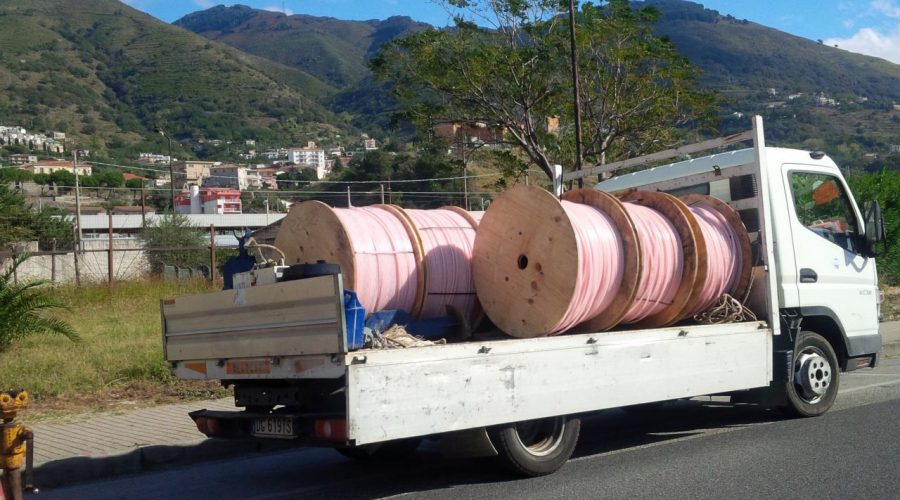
[314, 419, 347, 442]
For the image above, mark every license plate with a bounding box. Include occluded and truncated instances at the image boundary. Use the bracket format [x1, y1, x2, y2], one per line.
[252, 416, 295, 438]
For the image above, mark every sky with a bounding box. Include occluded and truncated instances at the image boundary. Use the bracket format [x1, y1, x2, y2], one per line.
[124, 0, 900, 64]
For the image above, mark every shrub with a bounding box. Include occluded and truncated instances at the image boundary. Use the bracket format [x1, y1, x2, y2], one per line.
[0, 254, 79, 351]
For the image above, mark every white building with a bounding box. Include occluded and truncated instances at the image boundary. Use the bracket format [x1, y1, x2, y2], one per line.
[204, 164, 263, 190]
[288, 141, 327, 179]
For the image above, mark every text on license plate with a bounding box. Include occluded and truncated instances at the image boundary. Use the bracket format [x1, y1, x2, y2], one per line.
[252, 417, 295, 438]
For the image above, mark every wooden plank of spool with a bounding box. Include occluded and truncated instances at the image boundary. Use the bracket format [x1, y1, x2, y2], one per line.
[621, 191, 707, 328]
[274, 200, 358, 290]
[560, 188, 641, 332]
[679, 194, 753, 304]
[472, 185, 579, 338]
[443, 205, 481, 229]
[375, 204, 426, 320]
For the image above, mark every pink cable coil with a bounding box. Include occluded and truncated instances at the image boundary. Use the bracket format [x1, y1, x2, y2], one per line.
[689, 204, 742, 314]
[405, 209, 480, 320]
[333, 206, 419, 313]
[620, 203, 684, 323]
[551, 201, 625, 334]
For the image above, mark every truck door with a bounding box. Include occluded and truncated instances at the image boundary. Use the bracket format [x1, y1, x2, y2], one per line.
[782, 166, 879, 352]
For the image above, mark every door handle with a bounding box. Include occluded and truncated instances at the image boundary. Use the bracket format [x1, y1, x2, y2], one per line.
[799, 268, 818, 283]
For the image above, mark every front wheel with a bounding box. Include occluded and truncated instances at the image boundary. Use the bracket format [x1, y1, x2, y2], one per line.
[488, 415, 581, 477]
[782, 331, 839, 417]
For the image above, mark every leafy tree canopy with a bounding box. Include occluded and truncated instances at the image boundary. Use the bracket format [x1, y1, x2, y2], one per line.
[372, 0, 715, 180]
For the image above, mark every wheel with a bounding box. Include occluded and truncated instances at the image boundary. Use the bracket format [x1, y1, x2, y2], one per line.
[488, 416, 581, 477]
[336, 437, 422, 460]
[782, 331, 839, 417]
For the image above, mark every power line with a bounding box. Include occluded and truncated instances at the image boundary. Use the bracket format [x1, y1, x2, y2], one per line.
[86, 160, 504, 185]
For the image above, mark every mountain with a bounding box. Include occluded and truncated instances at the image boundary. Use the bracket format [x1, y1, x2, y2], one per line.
[0, 0, 348, 157]
[174, 6, 429, 89]
[647, 0, 900, 101]
[176, 2, 900, 167]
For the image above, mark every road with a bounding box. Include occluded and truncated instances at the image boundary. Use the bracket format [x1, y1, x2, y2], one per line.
[33, 358, 900, 500]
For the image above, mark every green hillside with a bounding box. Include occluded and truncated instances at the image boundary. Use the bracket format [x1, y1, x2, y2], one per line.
[176, 1, 900, 168]
[0, 0, 348, 155]
[174, 6, 429, 88]
[648, 0, 900, 101]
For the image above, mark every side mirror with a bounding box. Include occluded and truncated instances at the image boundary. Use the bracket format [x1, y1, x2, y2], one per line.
[862, 200, 885, 257]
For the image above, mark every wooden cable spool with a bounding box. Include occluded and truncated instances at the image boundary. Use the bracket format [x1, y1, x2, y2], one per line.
[561, 188, 641, 332]
[619, 191, 707, 328]
[679, 193, 753, 306]
[472, 185, 639, 337]
[273, 201, 426, 318]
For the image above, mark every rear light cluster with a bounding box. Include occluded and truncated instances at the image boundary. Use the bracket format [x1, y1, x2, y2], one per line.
[195, 416, 223, 436]
[314, 419, 347, 442]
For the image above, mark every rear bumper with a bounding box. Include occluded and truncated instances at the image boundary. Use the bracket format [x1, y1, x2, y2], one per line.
[188, 409, 347, 445]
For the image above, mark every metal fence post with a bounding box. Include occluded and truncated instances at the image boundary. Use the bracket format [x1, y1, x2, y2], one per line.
[209, 224, 217, 284]
[50, 239, 57, 282]
[108, 212, 114, 285]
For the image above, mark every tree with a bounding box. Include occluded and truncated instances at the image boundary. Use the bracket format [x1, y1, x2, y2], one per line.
[0, 168, 33, 183]
[848, 169, 900, 284]
[0, 184, 75, 251]
[141, 213, 207, 273]
[0, 254, 79, 351]
[372, 0, 714, 180]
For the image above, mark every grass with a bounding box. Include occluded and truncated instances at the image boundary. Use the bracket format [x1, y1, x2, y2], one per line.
[0, 278, 230, 421]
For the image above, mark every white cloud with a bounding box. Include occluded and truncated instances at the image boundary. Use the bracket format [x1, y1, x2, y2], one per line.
[194, 0, 215, 9]
[263, 6, 294, 15]
[871, 0, 900, 18]
[824, 26, 900, 64]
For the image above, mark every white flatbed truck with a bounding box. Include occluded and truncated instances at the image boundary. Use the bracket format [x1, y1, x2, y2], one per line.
[161, 117, 884, 476]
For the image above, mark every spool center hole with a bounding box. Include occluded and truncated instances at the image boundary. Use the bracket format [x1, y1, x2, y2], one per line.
[517, 255, 529, 270]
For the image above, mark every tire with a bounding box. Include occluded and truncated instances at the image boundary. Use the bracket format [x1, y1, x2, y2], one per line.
[336, 437, 422, 461]
[781, 331, 839, 417]
[488, 416, 581, 477]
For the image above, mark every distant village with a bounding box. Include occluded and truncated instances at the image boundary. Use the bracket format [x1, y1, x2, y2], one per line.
[0, 124, 384, 215]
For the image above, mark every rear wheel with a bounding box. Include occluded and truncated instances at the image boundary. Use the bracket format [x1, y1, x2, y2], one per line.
[782, 331, 839, 417]
[489, 416, 580, 477]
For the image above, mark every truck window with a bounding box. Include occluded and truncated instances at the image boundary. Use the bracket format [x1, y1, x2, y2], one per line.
[789, 172, 859, 253]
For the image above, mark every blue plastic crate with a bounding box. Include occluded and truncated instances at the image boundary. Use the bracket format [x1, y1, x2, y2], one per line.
[343, 290, 366, 350]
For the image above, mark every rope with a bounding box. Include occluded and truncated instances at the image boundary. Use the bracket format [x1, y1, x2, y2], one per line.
[693, 294, 757, 324]
[620, 203, 684, 323]
[405, 208, 479, 321]
[551, 201, 624, 334]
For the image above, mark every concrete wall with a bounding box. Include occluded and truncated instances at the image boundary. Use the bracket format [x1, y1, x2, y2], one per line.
[3, 239, 149, 284]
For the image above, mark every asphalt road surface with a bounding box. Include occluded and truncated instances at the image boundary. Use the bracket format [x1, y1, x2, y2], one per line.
[33, 358, 900, 500]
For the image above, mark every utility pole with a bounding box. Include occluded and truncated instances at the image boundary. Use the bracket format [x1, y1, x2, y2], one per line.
[380, 184, 385, 204]
[155, 126, 175, 221]
[347, 186, 352, 207]
[73, 148, 82, 285]
[568, 0, 585, 188]
[462, 142, 469, 210]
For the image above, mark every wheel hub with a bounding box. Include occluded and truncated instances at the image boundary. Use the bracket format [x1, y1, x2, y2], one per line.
[513, 417, 566, 457]
[796, 351, 832, 403]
